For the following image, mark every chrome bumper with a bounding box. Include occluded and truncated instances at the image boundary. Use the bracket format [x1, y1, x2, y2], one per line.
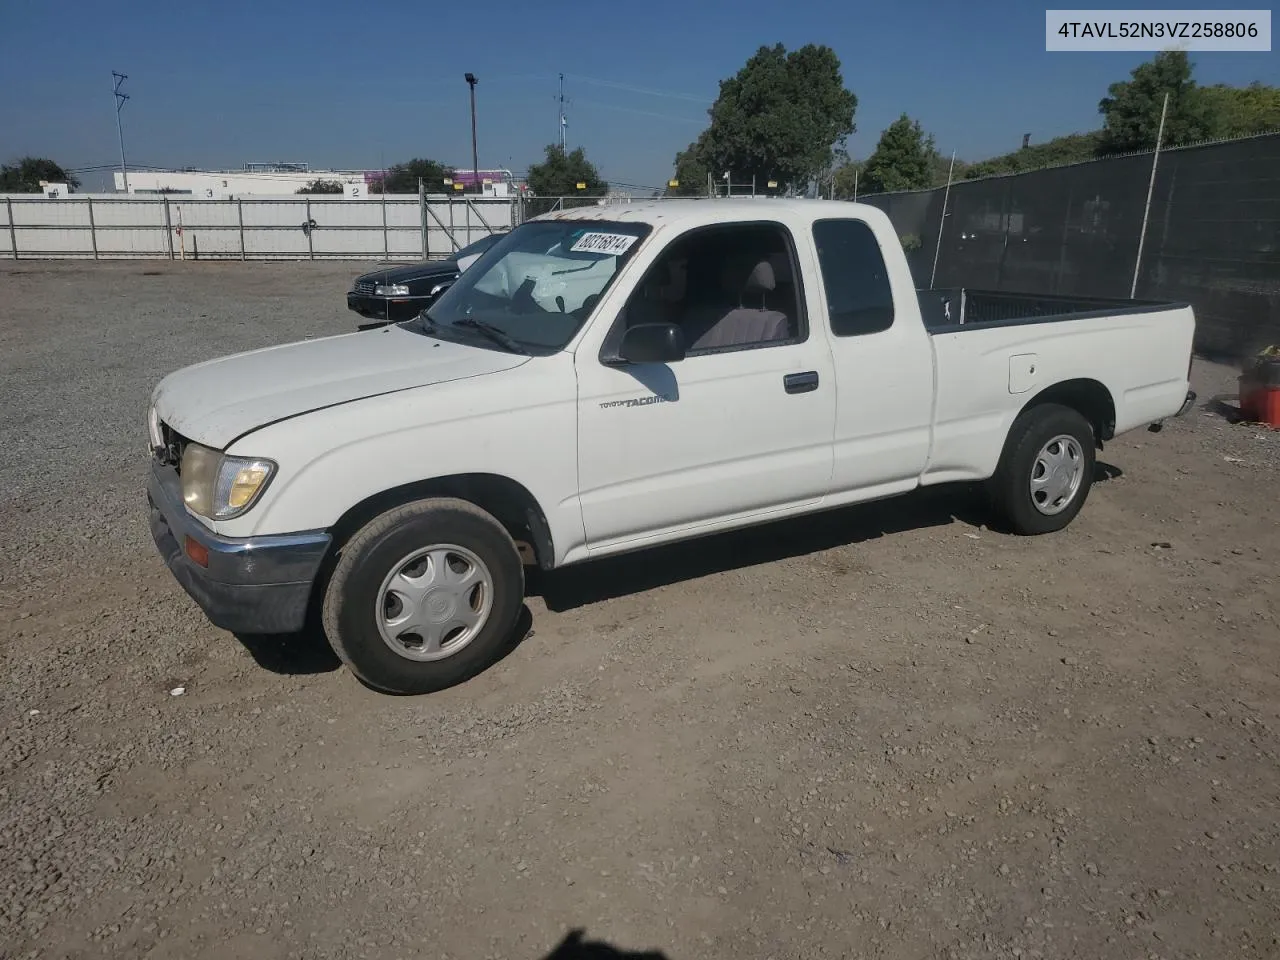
[146, 461, 331, 634]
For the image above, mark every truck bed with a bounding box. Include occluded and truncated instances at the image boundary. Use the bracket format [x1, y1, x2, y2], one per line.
[916, 288, 1190, 332]
[915, 288, 1197, 489]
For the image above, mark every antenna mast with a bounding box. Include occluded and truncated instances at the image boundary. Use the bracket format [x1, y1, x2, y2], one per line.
[112, 71, 130, 193]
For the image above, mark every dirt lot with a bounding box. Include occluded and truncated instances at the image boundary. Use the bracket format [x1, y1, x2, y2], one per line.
[1, 260, 1278, 960]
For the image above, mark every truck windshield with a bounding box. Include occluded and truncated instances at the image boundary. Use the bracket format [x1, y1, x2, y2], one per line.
[410, 219, 652, 354]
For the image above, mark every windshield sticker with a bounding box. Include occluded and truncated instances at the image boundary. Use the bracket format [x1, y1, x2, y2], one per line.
[569, 232, 638, 256]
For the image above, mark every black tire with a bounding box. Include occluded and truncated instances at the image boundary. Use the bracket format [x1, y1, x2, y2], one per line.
[321, 497, 525, 694]
[987, 403, 1096, 535]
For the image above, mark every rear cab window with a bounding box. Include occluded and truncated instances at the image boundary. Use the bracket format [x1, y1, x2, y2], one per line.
[811, 219, 895, 337]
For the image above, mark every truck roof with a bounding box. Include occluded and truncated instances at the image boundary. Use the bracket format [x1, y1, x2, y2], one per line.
[536, 197, 883, 230]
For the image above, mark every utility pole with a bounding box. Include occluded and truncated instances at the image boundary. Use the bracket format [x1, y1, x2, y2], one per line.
[112, 71, 130, 193]
[464, 73, 480, 195]
[558, 73, 567, 151]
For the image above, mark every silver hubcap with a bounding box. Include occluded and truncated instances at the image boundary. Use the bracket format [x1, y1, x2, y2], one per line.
[375, 544, 493, 661]
[1030, 434, 1084, 516]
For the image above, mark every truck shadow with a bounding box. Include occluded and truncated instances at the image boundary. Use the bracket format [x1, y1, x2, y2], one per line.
[539, 929, 669, 959]
[233, 628, 342, 675]
[531, 465, 1122, 613]
[231, 463, 1121, 674]
[232, 606, 537, 680]
[530, 482, 987, 612]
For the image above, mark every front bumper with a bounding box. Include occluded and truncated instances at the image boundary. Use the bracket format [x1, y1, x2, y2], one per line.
[147, 461, 331, 634]
[346, 292, 423, 326]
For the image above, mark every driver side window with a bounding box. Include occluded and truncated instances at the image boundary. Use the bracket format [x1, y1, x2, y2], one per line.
[614, 222, 806, 357]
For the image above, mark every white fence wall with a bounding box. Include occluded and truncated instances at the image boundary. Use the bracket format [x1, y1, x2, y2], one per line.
[0, 194, 518, 261]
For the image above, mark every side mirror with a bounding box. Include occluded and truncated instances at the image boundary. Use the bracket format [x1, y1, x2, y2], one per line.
[615, 323, 686, 364]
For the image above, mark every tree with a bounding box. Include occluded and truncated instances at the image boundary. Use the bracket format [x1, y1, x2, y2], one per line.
[950, 54, 1278, 181]
[0, 157, 80, 192]
[860, 114, 939, 194]
[1199, 81, 1280, 139]
[524, 144, 607, 214]
[372, 158, 454, 194]
[963, 131, 1102, 179]
[681, 43, 857, 195]
[667, 133, 712, 196]
[296, 179, 344, 194]
[929, 151, 965, 187]
[1098, 50, 1213, 152]
[829, 158, 864, 200]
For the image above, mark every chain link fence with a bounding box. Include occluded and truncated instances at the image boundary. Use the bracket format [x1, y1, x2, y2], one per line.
[859, 132, 1280, 361]
[0, 194, 516, 262]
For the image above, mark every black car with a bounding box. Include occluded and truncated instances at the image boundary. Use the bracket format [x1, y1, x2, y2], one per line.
[346, 232, 504, 329]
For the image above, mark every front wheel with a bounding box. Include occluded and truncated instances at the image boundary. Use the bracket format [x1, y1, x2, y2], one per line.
[321, 498, 525, 694]
[987, 403, 1096, 535]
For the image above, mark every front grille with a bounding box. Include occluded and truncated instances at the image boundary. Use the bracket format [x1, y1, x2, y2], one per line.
[155, 421, 189, 472]
[353, 280, 376, 296]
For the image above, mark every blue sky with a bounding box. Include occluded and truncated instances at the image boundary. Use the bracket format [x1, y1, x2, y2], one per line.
[1, 0, 1275, 191]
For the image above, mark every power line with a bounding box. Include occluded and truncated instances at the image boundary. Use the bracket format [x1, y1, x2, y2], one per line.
[572, 97, 706, 126]
[563, 73, 713, 105]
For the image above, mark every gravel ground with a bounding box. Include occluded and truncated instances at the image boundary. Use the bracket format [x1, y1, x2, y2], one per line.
[2, 260, 1279, 960]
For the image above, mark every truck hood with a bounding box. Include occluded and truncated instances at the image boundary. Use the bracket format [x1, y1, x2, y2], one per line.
[152, 325, 528, 449]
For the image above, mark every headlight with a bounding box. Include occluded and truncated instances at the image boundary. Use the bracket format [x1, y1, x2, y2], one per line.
[180, 443, 277, 520]
[375, 284, 410, 296]
[147, 403, 163, 450]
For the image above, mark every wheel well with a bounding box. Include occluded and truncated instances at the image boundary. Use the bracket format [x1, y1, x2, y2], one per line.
[326, 474, 556, 570]
[1020, 379, 1116, 446]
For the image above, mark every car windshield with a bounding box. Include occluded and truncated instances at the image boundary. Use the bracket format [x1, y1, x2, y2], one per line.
[412, 219, 651, 354]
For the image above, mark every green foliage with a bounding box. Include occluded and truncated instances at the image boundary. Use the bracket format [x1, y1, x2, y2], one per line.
[963, 132, 1103, 179]
[526, 144, 607, 197]
[963, 75, 1278, 181]
[667, 133, 712, 196]
[861, 114, 939, 194]
[0, 156, 80, 192]
[829, 158, 863, 200]
[900, 234, 922, 251]
[929, 152, 966, 187]
[296, 179, 344, 194]
[1098, 50, 1213, 152]
[861, 52, 1277, 193]
[1198, 82, 1280, 138]
[524, 144, 607, 215]
[673, 43, 857, 195]
[373, 158, 454, 195]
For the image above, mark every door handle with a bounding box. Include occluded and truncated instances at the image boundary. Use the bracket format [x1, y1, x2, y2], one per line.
[784, 371, 819, 394]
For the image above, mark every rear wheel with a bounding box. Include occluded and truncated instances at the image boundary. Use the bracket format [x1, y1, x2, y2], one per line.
[321, 498, 525, 694]
[988, 403, 1096, 535]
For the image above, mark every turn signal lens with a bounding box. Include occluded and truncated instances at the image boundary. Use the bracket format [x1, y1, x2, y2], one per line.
[227, 464, 270, 509]
[184, 535, 209, 568]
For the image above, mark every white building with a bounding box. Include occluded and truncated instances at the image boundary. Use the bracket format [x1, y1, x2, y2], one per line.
[113, 163, 516, 199]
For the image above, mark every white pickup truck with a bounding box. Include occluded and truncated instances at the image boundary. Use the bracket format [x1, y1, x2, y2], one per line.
[146, 199, 1197, 694]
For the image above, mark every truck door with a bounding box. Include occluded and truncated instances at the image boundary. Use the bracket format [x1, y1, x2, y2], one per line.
[573, 220, 837, 551]
[808, 217, 934, 497]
